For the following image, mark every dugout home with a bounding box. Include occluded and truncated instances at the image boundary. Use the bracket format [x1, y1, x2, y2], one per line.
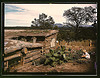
[4, 30, 58, 72]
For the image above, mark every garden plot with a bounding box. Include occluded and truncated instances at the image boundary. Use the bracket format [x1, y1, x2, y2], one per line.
[15, 46, 96, 74]
[3, 29, 96, 74]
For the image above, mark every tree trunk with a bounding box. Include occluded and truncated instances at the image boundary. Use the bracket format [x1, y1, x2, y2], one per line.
[75, 24, 79, 40]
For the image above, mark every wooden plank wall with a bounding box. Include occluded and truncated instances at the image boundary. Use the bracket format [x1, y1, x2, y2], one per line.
[44, 33, 57, 54]
[23, 48, 42, 64]
[4, 33, 58, 71]
[4, 47, 42, 71]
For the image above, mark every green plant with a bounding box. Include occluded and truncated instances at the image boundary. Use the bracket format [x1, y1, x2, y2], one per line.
[68, 48, 71, 51]
[44, 46, 72, 67]
[72, 49, 83, 60]
[43, 46, 86, 66]
[32, 60, 41, 66]
[61, 46, 66, 51]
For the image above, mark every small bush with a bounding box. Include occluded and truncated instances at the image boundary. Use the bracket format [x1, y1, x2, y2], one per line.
[40, 56, 46, 64]
[68, 48, 71, 51]
[43, 46, 89, 66]
[44, 46, 73, 67]
[72, 49, 83, 60]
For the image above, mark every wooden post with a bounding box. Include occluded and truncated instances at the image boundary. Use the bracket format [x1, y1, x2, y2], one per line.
[90, 40, 92, 47]
[23, 57, 24, 65]
[34, 61, 36, 66]
[16, 37, 18, 40]
[7, 61, 8, 68]
[32, 37, 37, 44]
[42, 47, 44, 55]
[43, 40, 46, 54]
[21, 57, 24, 65]
[25, 39, 27, 42]
[23, 47, 28, 54]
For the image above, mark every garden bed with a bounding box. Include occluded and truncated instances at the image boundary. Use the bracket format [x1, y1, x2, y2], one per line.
[11, 46, 96, 74]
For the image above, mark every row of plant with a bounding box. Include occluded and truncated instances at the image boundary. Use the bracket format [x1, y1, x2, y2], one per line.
[42, 46, 85, 67]
[31, 46, 94, 67]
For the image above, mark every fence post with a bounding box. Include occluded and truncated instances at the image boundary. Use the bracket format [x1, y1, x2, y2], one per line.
[32, 37, 37, 44]
[21, 56, 24, 65]
[7, 61, 8, 68]
[42, 47, 44, 55]
[89, 40, 92, 47]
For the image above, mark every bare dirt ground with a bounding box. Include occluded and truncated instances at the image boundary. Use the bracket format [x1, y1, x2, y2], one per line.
[4, 29, 96, 74]
[15, 62, 96, 74]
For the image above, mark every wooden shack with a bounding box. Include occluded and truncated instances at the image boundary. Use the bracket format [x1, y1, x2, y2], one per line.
[8, 30, 58, 53]
[4, 30, 58, 71]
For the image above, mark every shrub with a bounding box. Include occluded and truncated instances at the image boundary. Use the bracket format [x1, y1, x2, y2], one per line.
[72, 49, 83, 60]
[43, 46, 89, 66]
[68, 48, 71, 51]
[44, 46, 73, 67]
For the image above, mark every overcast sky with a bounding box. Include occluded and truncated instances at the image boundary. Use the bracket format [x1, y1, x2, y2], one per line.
[5, 4, 97, 27]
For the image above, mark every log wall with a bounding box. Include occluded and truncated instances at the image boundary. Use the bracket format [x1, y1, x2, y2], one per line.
[4, 32, 58, 71]
[44, 33, 57, 54]
[4, 47, 42, 71]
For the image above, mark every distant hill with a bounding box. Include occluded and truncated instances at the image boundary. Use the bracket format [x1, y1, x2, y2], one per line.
[54, 23, 63, 27]
[5, 24, 93, 30]
[54, 23, 93, 28]
[79, 25, 93, 27]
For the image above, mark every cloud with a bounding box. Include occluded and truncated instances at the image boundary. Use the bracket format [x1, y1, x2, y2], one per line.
[5, 11, 35, 26]
[5, 5, 38, 26]
[5, 4, 25, 13]
[5, 4, 97, 27]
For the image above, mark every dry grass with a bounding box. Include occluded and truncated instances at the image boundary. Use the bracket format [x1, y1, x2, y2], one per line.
[56, 40, 96, 52]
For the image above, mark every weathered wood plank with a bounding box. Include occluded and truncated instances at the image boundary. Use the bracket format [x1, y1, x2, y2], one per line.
[4, 53, 22, 61]
[4, 40, 43, 54]
[45, 45, 51, 47]
[44, 46, 50, 50]
[4, 67, 8, 71]
[26, 49, 42, 54]
[24, 51, 41, 59]
[4, 62, 7, 66]
[24, 54, 41, 64]
[4, 47, 22, 55]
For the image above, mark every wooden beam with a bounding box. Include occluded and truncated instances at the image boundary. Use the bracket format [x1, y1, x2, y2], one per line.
[4, 47, 22, 55]
[32, 37, 37, 44]
[24, 54, 41, 64]
[22, 47, 28, 54]
[4, 53, 22, 61]
[26, 49, 42, 54]
[4, 42, 43, 54]
[7, 61, 8, 68]
[24, 51, 41, 59]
